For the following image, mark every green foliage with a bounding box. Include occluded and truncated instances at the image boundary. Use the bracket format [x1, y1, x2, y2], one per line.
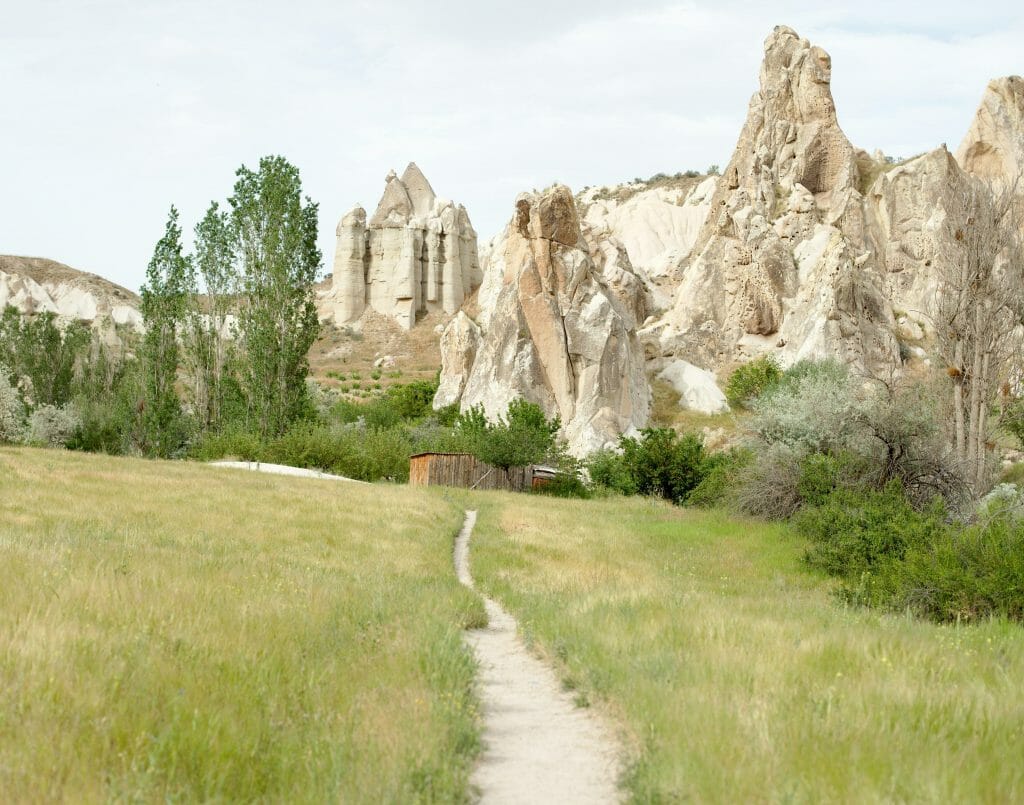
[231, 156, 321, 438]
[799, 482, 1024, 623]
[878, 518, 1024, 622]
[751, 359, 855, 454]
[796, 482, 947, 580]
[686, 448, 752, 507]
[0, 365, 26, 443]
[619, 428, 707, 505]
[140, 207, 191, 458]
[586, 448, 636, 496]
[189, 426, 263, 462]
[724, 354, 782, 409]
[26, 403, 81, 448]
[473, 399, 561, 470]
[0, 305, 90, 407]
[183, 201, 235, 431]
[384, 379, 438, 420]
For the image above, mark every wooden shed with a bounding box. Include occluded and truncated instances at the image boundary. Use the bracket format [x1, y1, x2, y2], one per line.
[408, 452, 534, 492]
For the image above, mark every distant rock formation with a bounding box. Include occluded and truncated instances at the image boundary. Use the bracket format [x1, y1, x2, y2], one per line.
[435, 185, 651, 456]
[0, 255, 142, 340]
[329, 163, 482, 330]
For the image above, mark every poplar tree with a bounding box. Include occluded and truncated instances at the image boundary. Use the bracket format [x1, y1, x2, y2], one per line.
[184, 202, 235, 431]
[140, 207, 190, 456]
[229, 156, 321, 438]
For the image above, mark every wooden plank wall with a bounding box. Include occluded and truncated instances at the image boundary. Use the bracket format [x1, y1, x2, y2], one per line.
[408, 454, 532, 492]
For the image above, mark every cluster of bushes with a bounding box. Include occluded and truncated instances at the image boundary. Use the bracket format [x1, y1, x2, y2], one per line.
[710, 355, 1021, 623]
[797, 484, 1024, 623]
[192, 386, 572, 484]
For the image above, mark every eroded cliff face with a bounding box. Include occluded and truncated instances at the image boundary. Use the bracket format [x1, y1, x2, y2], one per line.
[642, 28, 1024, 379]
[435, 185, 651, 456]
[328, 163, 481, 330]
[0, 255, 142, 344]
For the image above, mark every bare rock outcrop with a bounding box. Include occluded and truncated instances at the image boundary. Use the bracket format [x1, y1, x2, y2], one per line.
[0, 255, 142, 340]
[652, 26, 901, 372]
[435, 185, 651, 456]
[329, 163, 481, 330]
[956, 76, 1024, 188]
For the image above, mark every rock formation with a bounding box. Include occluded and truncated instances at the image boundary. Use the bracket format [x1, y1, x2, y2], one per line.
[956, 76, 1024, 189]
[0, 255, 142, 339]
[329, 163, 482, 330]
[579, 176, 716, 280]
[435, 185, 651, 456]
[650, 26, 900, 374]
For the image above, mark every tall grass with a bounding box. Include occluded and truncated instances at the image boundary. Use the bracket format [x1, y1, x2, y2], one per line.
[0, 447, 484, 802]
[467, 493, 1024, 802]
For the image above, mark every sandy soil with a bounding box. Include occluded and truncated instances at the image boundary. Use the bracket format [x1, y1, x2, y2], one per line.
[455, 511, 623, 804]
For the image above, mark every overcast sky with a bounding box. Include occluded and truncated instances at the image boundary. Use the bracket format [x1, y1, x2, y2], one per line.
[2, 0, 1022, 291]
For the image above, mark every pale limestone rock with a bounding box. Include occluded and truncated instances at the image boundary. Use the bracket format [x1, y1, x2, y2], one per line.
[656, 359, 728, 414]
[435, 185, 651, 456]
[434, 311, 481, 407]
[956, 76, 1024, 188]
[579, 176, 717, 279]
[0, 255, 143, 344]
[656, 26, 900, 373]
[330, 163, 481, 330]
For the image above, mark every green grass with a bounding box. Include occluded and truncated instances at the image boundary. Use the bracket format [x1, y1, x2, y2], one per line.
[6, 448, 1024, 802]
[0, 447, 484, 802]
[467, 492, 1024, 802]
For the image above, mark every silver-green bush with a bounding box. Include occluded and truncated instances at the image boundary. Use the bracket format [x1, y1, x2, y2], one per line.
[0, 366, 26, 444]
[26, 403, 82, 448]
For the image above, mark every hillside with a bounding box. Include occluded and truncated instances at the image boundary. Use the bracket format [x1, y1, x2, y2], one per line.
[0, 255, 141, 330]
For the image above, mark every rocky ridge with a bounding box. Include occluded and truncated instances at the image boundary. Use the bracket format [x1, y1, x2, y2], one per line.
[642, 26, 1024, 381]
[0, 255, 142, 339]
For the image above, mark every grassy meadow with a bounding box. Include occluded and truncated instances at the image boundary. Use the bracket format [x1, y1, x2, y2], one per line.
[4, 447, 1024, 803]
[0, 447, 483, 802]
[467, 492, 1024, 803]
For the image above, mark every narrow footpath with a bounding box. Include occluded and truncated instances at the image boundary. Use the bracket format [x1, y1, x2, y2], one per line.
[455, 511, 623, 804]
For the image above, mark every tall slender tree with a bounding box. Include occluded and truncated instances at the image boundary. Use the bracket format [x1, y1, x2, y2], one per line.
[140, 206, 191, 456]
[229, 156, 321, 438]
[183, 202, 235, 431]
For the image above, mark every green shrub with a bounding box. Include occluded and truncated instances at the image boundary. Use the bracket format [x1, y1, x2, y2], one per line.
[795, 482, 947, 580]
[724, 355, 782, 409]
[384, 380, 439, 420]
[189, 426, 263, 462]
[752, 360, 856, 454]
[473, 400, 560, 470]
[879, 518, 1024, 622]
[535, 472, 591, 499]
[26, 403, 81, 448]
[586, 448, 636, 496]
[0, 366, 26, 444]
[686, 448, 752, 507]
[619, 428, 706, 505]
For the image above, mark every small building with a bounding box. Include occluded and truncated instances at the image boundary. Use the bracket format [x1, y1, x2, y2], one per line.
[408, 452, 535, 492]
[531, 465, 558, 491]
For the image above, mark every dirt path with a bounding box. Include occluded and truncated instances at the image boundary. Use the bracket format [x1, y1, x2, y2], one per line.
[207, 461, 367, 483]
[455, 511, 623, 804]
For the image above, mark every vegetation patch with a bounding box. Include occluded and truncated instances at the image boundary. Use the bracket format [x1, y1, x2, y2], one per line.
[0, 448, 483, 802]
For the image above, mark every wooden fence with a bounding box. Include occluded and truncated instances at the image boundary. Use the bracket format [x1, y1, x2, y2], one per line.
[408, 452, 533, 492]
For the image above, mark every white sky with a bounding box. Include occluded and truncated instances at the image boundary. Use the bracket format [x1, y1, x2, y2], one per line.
[2, 0, 1022, 291]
